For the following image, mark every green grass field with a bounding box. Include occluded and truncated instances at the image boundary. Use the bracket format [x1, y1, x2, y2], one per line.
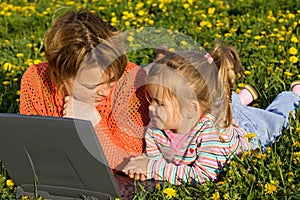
[0, 0, 299, 199]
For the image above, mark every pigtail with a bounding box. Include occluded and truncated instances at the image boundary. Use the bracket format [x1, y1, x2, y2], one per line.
[210, 40, 243, 133]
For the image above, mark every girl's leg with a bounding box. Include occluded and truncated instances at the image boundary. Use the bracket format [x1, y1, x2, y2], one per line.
[265, 91, 300, 129]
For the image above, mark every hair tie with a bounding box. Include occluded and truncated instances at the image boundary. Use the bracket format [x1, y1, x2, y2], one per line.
[204, 53, 214, 64]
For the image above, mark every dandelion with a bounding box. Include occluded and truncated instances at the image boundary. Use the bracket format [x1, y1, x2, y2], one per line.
[289, 47, 297, 55]
[180, 40, 187, 46]
[292, 151, 300, 158]
[289, 56, 298, 63]
[155, 183, 161, 190]
[264, 180, 279, 194]
[212, 190, 220, 200]
[258, 45, 266, 49]
[293, 141, 300, 147]
[183, 3, 189, 9]
[6, 179, 14, 187]
[2, 81, 10, 86]
[238, 83, 246, 88]
[127, 36, 134, 42]
[163, 188, 176, 199]
[148, 19, 154, 25]
[291, 35, 298, 43]
[208, 7, 215, 15]
[245, 132, 256, 139]
[244, 70, 251, 75]
[33, 59, 42, 65]
[256, 153, 267, 159]
[21, 196, 29, 200]
[223, 193, 230, 200]
[254, 35, 261, 40]
[16, 53, 24, 58]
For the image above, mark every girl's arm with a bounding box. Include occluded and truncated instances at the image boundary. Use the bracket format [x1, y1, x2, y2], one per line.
[146, 124, 233, 185]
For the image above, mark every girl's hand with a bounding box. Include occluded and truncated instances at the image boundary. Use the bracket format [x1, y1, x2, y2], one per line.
[63, 96, 101, 127]
[122, 155, 150, 181]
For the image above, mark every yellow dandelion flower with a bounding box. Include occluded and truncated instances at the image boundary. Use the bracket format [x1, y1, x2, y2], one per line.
[293, 141, 300, 147]
[256, 153, 267, 159]
[208, 7, 215, 15]
[264, 182, 278, 194]
[200, 21, 208, 27]
[292, 152, 300, 158]
[254, 35, 261, 40]
[2, 81, 10, 86]
[289, 56, 298, 63]
[258, 45, 266, 49]
[212, 190, 220, 200]
[244, 70, 251, 75]
[111, 17, 117, 24]
[6, 179, 14, 187]
[289, 47, 298, 55]
[33, 59, 42, 65]
[284, 71, 293, 78]
[16, 53, 24, 58]
[3, 62, 12, 71]
[180, 40, 187, 46]
[148, 19, 154, 25]
[127, 36, 134, 42]
[155, 183, 161, 190]
[66, 1, 75, 5]
[125, 21, 130, 26]
[288, 171, 294, 177]
[215, 34, 222, 38]
[138, 10, 145, 16]
[163, 188, 176, 199]
[183, 3, 189, 9]
[223, 193, 230, 200]
[216, 181, 225, 185]
[238, 83, 245, 88]
[291, 35, 299, 43]
[245, 132, 256, 139]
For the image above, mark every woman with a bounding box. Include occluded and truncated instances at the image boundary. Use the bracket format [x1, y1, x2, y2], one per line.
[20, 9, 149, 171]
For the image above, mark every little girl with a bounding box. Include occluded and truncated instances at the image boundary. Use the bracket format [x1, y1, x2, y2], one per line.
[122, 44, 300, 185]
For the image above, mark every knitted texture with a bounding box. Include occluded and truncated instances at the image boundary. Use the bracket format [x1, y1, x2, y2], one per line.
[20, 61, 149, 170]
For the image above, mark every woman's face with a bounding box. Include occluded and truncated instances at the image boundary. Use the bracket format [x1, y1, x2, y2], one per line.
[65, 65, 116, 106]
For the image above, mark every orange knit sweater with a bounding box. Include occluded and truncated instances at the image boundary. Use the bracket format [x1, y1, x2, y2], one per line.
[20, 61, 149, 170]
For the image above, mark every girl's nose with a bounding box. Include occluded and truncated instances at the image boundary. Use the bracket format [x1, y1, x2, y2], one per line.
[149, 104, 155, 112]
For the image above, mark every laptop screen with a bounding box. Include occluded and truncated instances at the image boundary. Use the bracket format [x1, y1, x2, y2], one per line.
[0, 113, 121, 199]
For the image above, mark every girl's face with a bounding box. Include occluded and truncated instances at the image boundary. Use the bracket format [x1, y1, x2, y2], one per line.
[65, 66, 116, 106]
[147, 85, 183, 132]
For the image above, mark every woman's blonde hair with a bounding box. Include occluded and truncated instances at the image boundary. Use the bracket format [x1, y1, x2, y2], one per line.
[44, 9, 128, 91]
[147, 40, 243, 130]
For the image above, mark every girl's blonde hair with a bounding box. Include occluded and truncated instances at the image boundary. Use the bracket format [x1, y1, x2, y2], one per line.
[147, 40, 243, 130]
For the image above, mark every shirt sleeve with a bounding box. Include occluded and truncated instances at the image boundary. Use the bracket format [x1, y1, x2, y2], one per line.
[146, 122, 230, 185]
[144, 128, 163, 160]
[20, 65, 45, 115]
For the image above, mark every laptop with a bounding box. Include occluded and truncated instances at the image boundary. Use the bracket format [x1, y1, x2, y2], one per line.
[0, 113, 158, 200]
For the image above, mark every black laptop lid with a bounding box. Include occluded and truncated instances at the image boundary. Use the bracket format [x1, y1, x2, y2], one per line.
[0, 113, 120, 199]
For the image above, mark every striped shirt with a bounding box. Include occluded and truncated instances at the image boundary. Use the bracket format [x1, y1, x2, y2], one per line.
[145, 113, 250, 185]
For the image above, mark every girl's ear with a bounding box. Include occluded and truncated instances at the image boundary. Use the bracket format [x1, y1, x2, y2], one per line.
[187, 100, 201, 119]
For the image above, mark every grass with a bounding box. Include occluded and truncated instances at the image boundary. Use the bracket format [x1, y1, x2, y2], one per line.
[0, 0, 300, 199]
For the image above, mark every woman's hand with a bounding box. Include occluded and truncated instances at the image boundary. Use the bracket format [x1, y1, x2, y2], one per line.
[122, 155, 150, 181]
[63, 96, 101, 127]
